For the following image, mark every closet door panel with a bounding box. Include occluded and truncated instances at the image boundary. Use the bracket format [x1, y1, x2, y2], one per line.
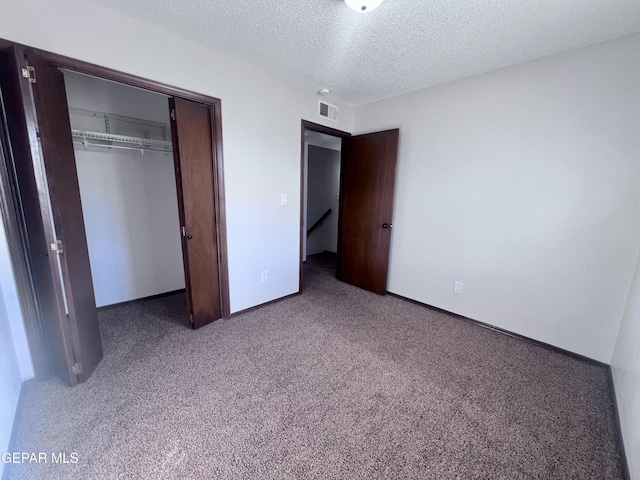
[0, 46, 70, 382]
[25, 49, 103, 384]
[170, 97, 221, 328]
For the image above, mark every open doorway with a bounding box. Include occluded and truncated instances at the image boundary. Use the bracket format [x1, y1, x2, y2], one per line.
[299, 119, 400, 296]
[303, 129, 342, 278]
[299, 121, 349, 289]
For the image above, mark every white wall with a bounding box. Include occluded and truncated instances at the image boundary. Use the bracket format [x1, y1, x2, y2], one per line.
[0, 218, 34, 381]
[306, 146, 341, 256]
[0, 219, 34, 479]
[354, 34, 640, 362]
[0, 288, 19, 480]
[0, 0, 354, 313]
[612, 253, 640, 480]
[63, 72, 185, 307]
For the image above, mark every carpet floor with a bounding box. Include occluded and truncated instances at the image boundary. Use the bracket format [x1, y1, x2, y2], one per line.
[6, 253, 625, 479]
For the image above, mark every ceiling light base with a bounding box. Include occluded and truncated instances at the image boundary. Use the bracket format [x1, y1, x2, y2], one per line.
[345, 0, 384, 13]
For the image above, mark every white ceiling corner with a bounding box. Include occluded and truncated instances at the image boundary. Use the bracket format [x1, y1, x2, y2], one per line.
[89, 0, 640, 105]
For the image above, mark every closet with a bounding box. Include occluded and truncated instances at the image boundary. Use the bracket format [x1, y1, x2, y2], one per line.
[0, 43, 228, 387]
[63, 72, 185, 308]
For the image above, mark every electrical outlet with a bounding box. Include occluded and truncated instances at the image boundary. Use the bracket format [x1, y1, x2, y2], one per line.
[261, 271, 269, 283]
[454, 281, 463, 295]
[281, 194, 288, 206]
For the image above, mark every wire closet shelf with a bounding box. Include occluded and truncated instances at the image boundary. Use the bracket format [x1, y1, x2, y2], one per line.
[69, 108, 173, 155]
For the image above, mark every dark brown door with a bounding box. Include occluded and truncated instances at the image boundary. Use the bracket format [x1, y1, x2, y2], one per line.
[0, 46, 102, 385]
[0, 48, 52, 380]
[337, 129, 399, 295]
[170, 97, 221, 328]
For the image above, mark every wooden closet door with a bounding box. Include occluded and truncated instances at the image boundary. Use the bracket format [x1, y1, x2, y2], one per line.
[0, 46, 103, 385]
[170, 97, 222, 328]
[0, 47, 53, 380]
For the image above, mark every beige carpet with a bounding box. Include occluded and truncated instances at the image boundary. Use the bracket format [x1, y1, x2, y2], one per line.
[6, 253, 624, 479]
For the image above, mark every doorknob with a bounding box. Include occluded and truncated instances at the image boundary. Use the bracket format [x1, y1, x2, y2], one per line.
[187, 235, 193, 240]
[382, 223, 393, 229]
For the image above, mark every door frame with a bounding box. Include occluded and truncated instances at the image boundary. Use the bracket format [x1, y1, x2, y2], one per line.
[299, 120, 350, 292]
[0, 38, 230, 379]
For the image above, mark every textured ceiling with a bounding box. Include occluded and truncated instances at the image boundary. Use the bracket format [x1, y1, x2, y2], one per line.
[90, 0, 640, 105]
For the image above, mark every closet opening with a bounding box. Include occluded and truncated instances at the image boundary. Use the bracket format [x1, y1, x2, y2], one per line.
[63, 71, 186, 313]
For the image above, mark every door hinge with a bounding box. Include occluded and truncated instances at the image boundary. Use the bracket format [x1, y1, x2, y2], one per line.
[21, 66, 36, 83]
[171, 109, 175, 121]
[50, 239, 63, 254]
[189, 313, 194, 324]
[71, 362, 83, 375]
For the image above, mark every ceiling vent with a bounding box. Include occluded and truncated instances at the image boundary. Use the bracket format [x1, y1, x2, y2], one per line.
[318, 100, 338, 122]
